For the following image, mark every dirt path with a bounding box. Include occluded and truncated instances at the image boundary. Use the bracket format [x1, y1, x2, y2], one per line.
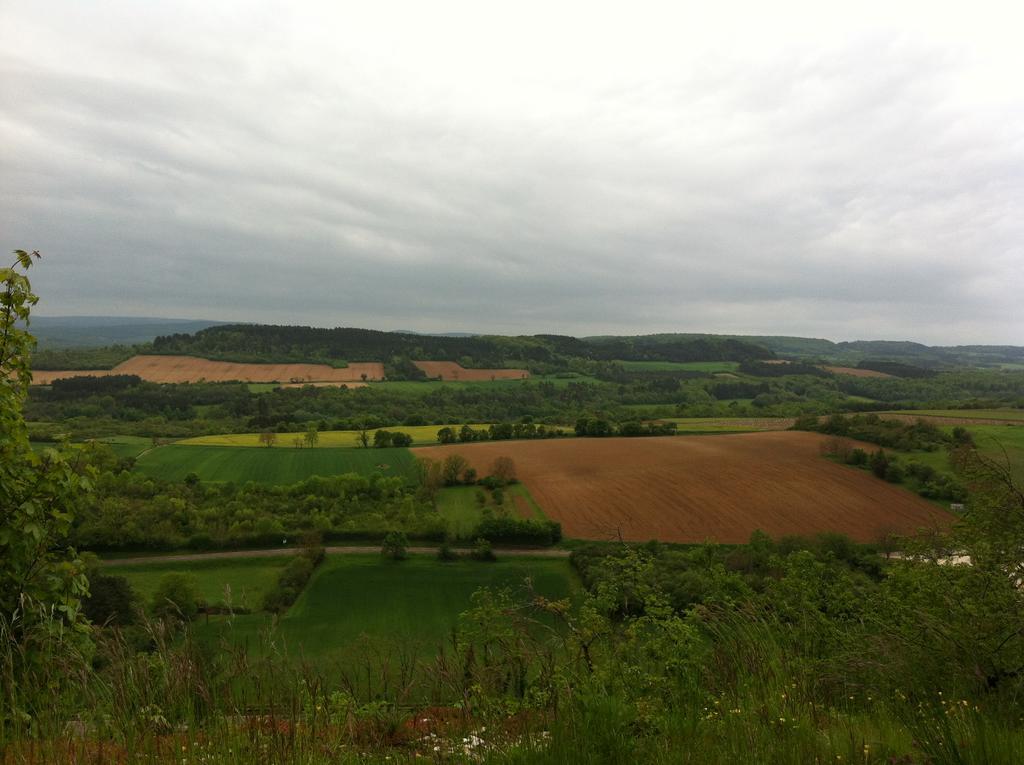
[102, 545, 571, 565]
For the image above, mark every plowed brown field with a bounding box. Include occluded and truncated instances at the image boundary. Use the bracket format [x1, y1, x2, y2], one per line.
[413, 361, 529, 381]
[32, 355, 384, 384]
[412, 432, 950, 544]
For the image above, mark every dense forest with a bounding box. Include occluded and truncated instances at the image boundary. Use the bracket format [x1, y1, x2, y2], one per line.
[145, 324, 776, 368]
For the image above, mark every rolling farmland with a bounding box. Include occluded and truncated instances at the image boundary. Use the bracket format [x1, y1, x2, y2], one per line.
[179, 424, 495, 448]
[413, 432, 951, 544]
[412, 360, 529, 381]
[135, 444, 416, 483]
[656, 417, 795, 433]
[107, 557, 288, 611]
[878, 409, 1024, 425]
[822, 366, 893, 378]
[31, 354, 384, 384]
[192, 554, 577, 664]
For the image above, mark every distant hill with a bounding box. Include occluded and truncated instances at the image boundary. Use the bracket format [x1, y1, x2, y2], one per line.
[25, 318, 1024, 371]
[149, 325, 775, 367]
[28, 316, 229, 348]
[584, 333, 1024, 367]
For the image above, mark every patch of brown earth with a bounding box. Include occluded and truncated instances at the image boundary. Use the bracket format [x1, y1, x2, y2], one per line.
[412, 432, 950, 544]
[413, 360, 529, 381]
[31, 355, 384, 384]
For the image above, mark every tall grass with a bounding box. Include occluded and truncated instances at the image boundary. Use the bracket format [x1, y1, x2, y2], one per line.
[5, 598, 1024, 763]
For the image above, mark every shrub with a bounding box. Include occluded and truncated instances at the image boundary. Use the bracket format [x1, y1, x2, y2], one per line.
[869, 449, 890, 479]
[847, 448, 868, 466]
[390, 432, 413, 447]
[437, 541, 459, 562]
[381, 530, 409, 560]
[262, 545, 325, 612]
[884, 462, 905, 483]
[151, 573, 202, 621]
[476, 516, 562, 545]
[470, 537, 496, 561]
[84, 572, 138, 626]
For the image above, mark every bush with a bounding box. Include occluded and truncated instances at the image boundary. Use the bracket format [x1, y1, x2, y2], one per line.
[84, 572, 138, 626]
[262, 545, 325, 612]
[437, 541, 459, 561]
[884, 462, 905, 483]
[847, 448, 868, 466]
[390, 432, 413, 447]
[869, 449, 890, 479]
[476, 516, 562, 546]
[470, 537, 496, 561]
[151, 573, 202, 621]
[381, 530, 409, 560]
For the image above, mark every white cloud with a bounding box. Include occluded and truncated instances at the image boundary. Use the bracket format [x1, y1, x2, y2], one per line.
[1, 0, 1022, 343]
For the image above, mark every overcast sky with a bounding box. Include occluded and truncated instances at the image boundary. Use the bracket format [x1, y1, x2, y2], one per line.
[2, 1, 1022, 344]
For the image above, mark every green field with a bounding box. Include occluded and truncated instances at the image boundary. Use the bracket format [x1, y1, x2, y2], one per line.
[886, 423, 1024, 485]
[962, 424, 1024, 479]
[179, 423, 495, 448]
[436, 484, 545, 538]
[195, 554, 577, 665]
[370, 374, 601, 393]
[30, 435, 155, 459]
[107, 557, 288, 611]
[96, 434, 155, 458]
[615, 360, 740, 373]
[134, 445, 416, 483]
[436, 486, 487, 537]
[883, 408, 1024, 422]
[656, 417, 792, 433]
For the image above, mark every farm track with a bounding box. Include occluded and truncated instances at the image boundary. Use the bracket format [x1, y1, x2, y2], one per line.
[102, 546, 571, 565]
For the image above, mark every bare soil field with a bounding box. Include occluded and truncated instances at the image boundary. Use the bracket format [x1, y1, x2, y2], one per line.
[822, 366, 893, 378]
[512, 494, 535, 520]
[412, 432, 950, 544]
[413, 361, 529, 381]
[31, 355, 384, 384]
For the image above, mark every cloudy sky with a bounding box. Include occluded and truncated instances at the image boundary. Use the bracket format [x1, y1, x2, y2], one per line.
[2, 1, 1022, 344]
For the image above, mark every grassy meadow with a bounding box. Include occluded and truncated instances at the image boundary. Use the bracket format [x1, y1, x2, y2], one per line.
[370, 374, 601, 393]
[884, 408, 1024, 422]
[107, 557, 288, 611]
[178, 423, 495, 448]
[192, 554, 578, 665]
[885, 423, 1024, 485]
[436, 483, 546, 538]
[95, 434, 155, 458]
[656, 416, 793, 433]
[134, 444, 416, 483]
